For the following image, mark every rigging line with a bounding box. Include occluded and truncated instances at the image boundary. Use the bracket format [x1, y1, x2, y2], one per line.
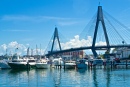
[108, 16, 130, 41]
[80, 13, 97, 41]
[80, 13, 97, 35]
[104, 17, 122, 44]
[107, 25, 120, 44]
[104, 13, 130, 42]
[117, 24, 130, 41]
[87, 16, 97, 45]
[104, 14, 127, 44]
[104, 11, 130, 33]
[103, 23, 115, 44]
[96, 23, 102, 45]
[105, 19, 120, 44]
[58, 30, 68, 42]
[43, 33, 55, 55]
[118, 29, 130, 43]
[108, 17, 130, 43]
[99, 22, 105, 43]
[108, 22, 124, 44]
[104, 11, 120, 41]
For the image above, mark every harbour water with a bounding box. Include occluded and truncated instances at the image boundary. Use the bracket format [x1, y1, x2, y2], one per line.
[0, 68, 130, 87]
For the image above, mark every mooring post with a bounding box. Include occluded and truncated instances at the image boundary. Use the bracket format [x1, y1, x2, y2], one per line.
[64, 59, 65, 70]
[27, 61, 30, 70]
[126, 59, 128, 68]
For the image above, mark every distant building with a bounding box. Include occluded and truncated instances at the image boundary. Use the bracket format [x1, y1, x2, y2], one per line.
[62, 50, 84, 60]
[113, 47, 130, 59]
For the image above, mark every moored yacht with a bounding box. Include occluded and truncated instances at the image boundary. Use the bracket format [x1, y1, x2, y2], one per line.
[87, 58, 103, 68]
[76, 59, 87, 69]
[64, 60, 76, 69]
[51, 57, 63, 68]
[0, 59, 11, 69]
[8, 56, 36, 69]
[36, 58, 50, 69]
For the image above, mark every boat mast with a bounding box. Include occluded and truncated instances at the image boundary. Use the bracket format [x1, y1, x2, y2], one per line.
[40, 44, 41, 60]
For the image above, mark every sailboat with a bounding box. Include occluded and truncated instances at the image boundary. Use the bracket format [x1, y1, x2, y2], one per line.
[35, 45, 50, 69]
[64, 52, 76, 69]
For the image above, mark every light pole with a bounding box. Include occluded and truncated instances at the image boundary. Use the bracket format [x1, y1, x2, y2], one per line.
[122, 41, 124, 59]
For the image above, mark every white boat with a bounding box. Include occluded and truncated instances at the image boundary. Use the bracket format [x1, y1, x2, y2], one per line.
[0, 59, 11, 69]
[51, 57, 63, 68]
[76, 59, 87, 69]
[64, 60, 76, 69]
[8, 57, 36, 69]
[93, 59, 103, 66]
[88, 59, 103, 66]
[36, 59, 50, 69]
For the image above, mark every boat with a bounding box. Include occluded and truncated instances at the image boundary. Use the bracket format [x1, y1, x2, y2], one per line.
[51, 57, 63, 68]
[8, 56, 36, 69]
[0, 54, 11, 69]
[64, 60, 76, 69]
[0, 59, 11, 69]
[93, 59, 103, 66]
[76, 59, 87, 69]
[88, 59, 103, 66]
[36, 59, 50, 69]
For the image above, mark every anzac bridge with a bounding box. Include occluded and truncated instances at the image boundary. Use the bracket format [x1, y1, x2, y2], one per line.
[45, 6, 130, 58]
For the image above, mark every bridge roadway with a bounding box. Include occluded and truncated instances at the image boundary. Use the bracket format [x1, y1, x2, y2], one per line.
[46, 44, 130, 56]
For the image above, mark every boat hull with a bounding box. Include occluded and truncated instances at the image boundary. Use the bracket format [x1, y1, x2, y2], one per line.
[64, 64, 76, 69]
[36, 63, 50, 69]
[8, 62, 36, 69]
[77, 63, 87, 69]
[0, 60, 11, 69]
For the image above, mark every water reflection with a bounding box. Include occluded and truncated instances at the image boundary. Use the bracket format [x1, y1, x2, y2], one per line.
[105, 68, 111, 87]
[76, 69, 87, 74]
[87, 68, 112, 87]
[93, 68, 98, 87]
[51, 69, 61, 87]
[0, 68, 130, 87]
[36, 69, 50, 87]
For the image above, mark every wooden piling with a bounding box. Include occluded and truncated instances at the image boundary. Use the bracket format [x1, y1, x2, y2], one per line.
[126, 60, 128, 68]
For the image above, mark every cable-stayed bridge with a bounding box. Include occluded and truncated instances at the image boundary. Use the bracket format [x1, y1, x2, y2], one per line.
[45, 6, 130, 58]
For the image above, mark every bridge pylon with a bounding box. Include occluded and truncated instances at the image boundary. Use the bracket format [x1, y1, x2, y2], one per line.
[51, 27, 62, 54]
[92, 6, 110, 58]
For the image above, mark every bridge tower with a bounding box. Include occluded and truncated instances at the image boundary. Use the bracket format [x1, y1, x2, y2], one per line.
[51, 27, 62, 53]
[92, 6, 110, 58]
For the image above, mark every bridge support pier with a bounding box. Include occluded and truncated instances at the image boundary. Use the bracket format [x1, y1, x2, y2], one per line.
[91, 6, 110, 58]
[91, 48, 98, 58]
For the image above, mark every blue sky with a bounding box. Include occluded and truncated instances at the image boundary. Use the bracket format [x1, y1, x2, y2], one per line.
[0, 0, 130, 55]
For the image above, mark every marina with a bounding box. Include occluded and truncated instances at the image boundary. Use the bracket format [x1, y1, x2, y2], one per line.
[1, 0, 130, 86]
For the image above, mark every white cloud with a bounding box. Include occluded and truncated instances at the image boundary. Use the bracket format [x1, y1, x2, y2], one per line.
[61, 35, 90, 49]
[0, 41, 46, 56]
[95, 41, 106, 46]
[61, 35, 106, 49]
[1, 44, 7, 51]
[1, 15, 85, 26]
[0, 41, 27, 55]
[0, 36, 107, 56]
[7, 41, 19, 48]
[2, 29, 31, 32]
[1, 15, 74, 22]
[1, 15, 33, 21]
[59, 35, 107, 55]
